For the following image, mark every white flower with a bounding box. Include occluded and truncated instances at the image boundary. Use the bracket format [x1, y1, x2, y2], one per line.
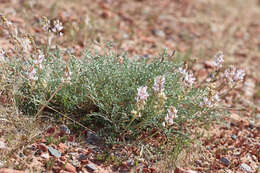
[20, 38, 32, 53]
[51, 20, 63, 36]
[136, 86, 149, 102]
[178, 67, 187, 75]
[212, 93, 220, 102]
[153, 75, 165, 93]
[213, 51, 224, 68]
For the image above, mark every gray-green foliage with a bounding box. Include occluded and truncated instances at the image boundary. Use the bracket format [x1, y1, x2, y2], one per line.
[10, 48, 214, 137]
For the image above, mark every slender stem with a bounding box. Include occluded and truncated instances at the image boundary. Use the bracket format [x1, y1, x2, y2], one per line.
[35, 82, 63, 119]
[44, 105, 96, 134]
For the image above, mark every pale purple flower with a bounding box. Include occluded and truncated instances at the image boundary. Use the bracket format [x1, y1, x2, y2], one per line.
[136, 86, 149, 102]
[62, 67, 72, 83]
[213, 51, 224, 68]
[178, 67, 196, 87]
[224, 66, 245, 87]
[28, 68, 38, 81]
[153, 75, 165, 93]
[33, 50, 45, 68]
[164, 106, 178, 126]
[184, 72, 196, 87]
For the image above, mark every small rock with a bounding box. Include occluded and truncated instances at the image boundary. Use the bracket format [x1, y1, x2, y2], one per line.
[231, 134, 237, 140]
[60, 156, 66, 161]
[204, 60, 215, 68]
[255, 118, 260, 130]
[85, 131, 102, 145]
[71, 160, 80, 167]
[58, 143, 68, 154]
[249, 121, 254, 129]
[151, 29, 165, 38]
[46, 126, 56, 134]
[0, 168, 25, 173]
[38, 143, 48, 152]
[64, 163, 77, 173]
[220, 157, 230, 166]
[48, 146, 61, 157]
[256, 114, 260, 120]
[240, 163, 251, 173]
[78, 154, 88, 161]
[230, 113, 248, 127]
[34, 149, 42, 156]
[19, 152, 24, 158]
[122, 33, 129, 39]
[0, 141, 6, 149]
[126, 159, 134, 167]
[194, 160, 202, 167]
[0, 161, 4, 168]
[187, 171, 197, 173]
[174, 167, 197, 173]
[60, 125, 70, 135]
[41, 153, 50, 159]
[85, 163, 97, 172]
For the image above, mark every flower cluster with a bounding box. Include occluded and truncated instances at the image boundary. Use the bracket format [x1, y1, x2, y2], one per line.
[20, 37, 32, 54]
[27, 67, 38, 81]
[33, 50, 45, 69]
[0, 48, 6, 62]
[153, 76, 167, 113]
[178, 67, 196, 87]
[224, 65, 245, 87]
[41, 17, 63, 36]
[153, 75, 165, 94]
[163, 106, 178, 126]
[135, 86, 149, 111]
[200, 93, 220, 108]
[212, 51, 224, 69]
[61, 66, 72, 84]
[51, 20, 63, 36]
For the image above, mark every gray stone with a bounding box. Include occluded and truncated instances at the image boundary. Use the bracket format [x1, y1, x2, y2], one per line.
[85, 163, 97, 172]
[78, 154, 88, 161]
[60, 125, 70, 135]
[249, 121, 254, 129]
[240, 163, 251, 173]
[0, 141, 6, 149]
[126, 159, 134, 167]
[220, 157, 230, 166]
[231, 134, 237, 140]
[151, 29, 165, 38]
[86, 131, 102, 145]
[48, 146, 61, 157]
[195, 160, 202, 167]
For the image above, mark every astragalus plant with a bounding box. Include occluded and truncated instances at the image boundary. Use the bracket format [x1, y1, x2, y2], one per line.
[10, 49, 221, 138]
[0, 16, 245, 167]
